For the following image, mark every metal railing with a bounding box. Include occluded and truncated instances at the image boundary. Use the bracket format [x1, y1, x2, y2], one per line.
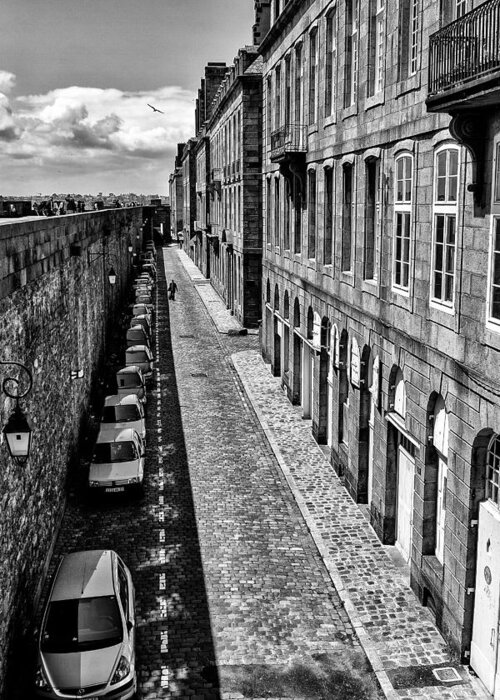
[211, 168, 222, 182]
[270, 123, 308, 158]
[429, 0, 500, 95]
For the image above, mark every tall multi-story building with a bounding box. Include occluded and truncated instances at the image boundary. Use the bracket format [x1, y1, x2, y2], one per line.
[169, 142, 185, 240]
[257, 0, 500, 686]
[205, 46, 263, 328]
[181, 139, 197, 256]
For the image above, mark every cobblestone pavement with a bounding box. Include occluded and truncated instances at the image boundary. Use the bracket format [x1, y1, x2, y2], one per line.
[11, 243, 385, 700]
[174, 247, 490, 700]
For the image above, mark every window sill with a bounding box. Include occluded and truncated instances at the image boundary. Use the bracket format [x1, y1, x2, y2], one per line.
[323, 115, 337, 128]
[396, 73, 421, 97]
[341, 104, 358, 120]
[422, 554, 444, 581]
[365, 91, 385, 110]
[429, 299, 455, 316]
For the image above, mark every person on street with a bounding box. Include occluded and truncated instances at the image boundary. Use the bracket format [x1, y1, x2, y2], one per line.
[168, 280, 178, 300]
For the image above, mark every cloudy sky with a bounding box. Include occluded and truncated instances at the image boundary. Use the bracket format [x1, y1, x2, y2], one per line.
[0, 0, 255, 196]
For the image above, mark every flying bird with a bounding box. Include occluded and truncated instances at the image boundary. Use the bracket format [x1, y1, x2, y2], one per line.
[147, 103, 164, 114]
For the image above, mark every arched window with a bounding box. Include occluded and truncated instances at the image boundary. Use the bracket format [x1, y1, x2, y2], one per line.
[487, 434, 500, 506]
[274, 284, 280, 312]
[433, 395, 449, 563]
[284, 291, 290, 319]
[293, 298, 300, 327]
[307, 307, 314, 340]
[266, 279, 271, 304]
[394, 368, 406, 418]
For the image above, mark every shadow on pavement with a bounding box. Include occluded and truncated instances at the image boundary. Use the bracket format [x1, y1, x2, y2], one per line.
[4, 246, 220, 700]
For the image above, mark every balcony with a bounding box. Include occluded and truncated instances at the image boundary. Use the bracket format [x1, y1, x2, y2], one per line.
[427, 0, 500, 207]
[270, 123, 308, 196]
[270, 123, 307, 162]
[208, 168, 222, 196]
[427, 0, 500, 111]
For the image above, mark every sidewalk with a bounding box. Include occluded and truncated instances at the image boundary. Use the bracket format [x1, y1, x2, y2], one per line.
[176, 248, 487, 700]
[177, 250, 250, 335]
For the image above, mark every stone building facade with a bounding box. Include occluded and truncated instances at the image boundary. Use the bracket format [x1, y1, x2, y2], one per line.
[204, 47, 264, 328]
[181, 139, 197, 259]
[0, 209, 143, 696]
[169, 142, 185, 241]
[257, 0, 500, 683]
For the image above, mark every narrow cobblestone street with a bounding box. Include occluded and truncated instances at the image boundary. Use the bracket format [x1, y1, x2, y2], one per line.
[15, 243, 386, 700]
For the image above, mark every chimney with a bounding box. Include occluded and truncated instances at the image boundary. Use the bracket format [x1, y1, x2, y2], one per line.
[253, 1, 271, 45]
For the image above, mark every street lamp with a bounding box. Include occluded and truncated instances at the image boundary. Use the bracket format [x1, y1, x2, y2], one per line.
[0, 360, 33, 465]
[88, 251, 119, 285]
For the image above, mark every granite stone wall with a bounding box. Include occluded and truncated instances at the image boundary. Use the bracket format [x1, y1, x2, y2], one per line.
[0, 208, 144, 695]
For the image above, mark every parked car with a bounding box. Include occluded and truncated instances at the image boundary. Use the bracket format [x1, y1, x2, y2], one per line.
[34, 549, 136, 699]
[100, 394, 146, 441]
[88, 428, 145, 494]
[125, 345, 153, 382]
[140, 252, 155, 264]
[135, 292, 152, 306]
[116, 366, 146, 403]
[136, 272, 155, 288]
[126, 326, 150, 349]
[141, 263, 156, 279]
[132, 279, 153, 293]
[130, 314, 151, 338]
[131, 302, 153, 319]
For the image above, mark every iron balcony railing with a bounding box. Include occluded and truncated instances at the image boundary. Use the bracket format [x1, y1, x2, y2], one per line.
[428, 0, 500, 95]
[211, 168, 222, 182]
[270, 123, 308, 160]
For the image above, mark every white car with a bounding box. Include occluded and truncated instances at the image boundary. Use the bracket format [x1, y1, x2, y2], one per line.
[35, 549, 136, 699]
[125, 345, 154, 382]
[88, 428, 145, 495]
[100, 394, 146, 442]
[116, 366, 146, 404]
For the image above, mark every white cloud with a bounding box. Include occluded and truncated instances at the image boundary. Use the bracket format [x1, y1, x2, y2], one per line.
[0, 80, 195, 194]
[0, 70, 16, 95]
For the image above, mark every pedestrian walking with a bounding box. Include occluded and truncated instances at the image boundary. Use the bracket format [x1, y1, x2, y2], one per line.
[168, 280, 178, 300]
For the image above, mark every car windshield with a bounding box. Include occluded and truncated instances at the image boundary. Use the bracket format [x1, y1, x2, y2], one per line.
[41, 596, 122, 653]
[102, 406, 140, 423]
[128, 352, 148, 363]
[93, 441, 138, 463]
[118, 375, 142, 389]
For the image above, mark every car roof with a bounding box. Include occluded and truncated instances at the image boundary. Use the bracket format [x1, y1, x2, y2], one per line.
[103, 394, 140, 407]
[117, 365, 144, 376]
[96, 427, 139, 445]
[126, 345, 152, 356]
[51, 550, 116, 601]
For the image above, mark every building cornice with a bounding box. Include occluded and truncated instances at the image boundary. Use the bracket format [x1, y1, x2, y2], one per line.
[258, 0, 303, 55]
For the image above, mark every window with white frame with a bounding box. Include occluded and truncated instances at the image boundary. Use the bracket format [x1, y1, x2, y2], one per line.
[393, 154, 412, 292]
[344, 0, 359, 108]
[487, 434, 500, 507]
[431, 147, 459, 308]
[342, 162, 354, 272]
[409, 0, 419, 75]
[275, 65, 281, 132]
[364, 157, 381, 281]
[309, 29, 318, 125]
[398, 0, 420, 81]
[455, 0, 468, 18]
[325, 8, 337, 118]
[368, 0, 385, 96]
[433, 395, 448, 563]
[324, 166, 334, 265]
[284, 55, 291, 126]
[488, 140, 500, 326]
[308, 169, 317, 259]
[295, 44, 303, 124]
[274, 177, 281, 248]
